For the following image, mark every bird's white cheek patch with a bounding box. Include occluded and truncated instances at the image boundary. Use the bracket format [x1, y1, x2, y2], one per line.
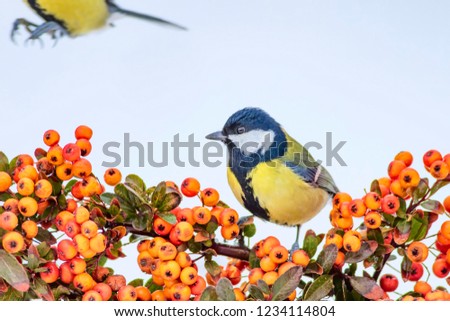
[228, 130, 275, 155]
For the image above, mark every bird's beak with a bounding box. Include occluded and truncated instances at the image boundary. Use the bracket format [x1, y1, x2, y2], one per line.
[206, 131, 227, 142]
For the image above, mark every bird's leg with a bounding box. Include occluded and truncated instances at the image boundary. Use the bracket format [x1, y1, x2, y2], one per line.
[290, 225, 302, 255]
[27, 21, 67, 41]
[10, 18, 38, 43]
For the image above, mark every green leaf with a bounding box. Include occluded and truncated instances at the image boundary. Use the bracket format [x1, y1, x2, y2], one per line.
[8, 156, 18, 174]
[145, 278, 163, 293]
[256, 280, 270, 294]
[430, 179, 450, 197]
[128, 278, 144, 287]
[64, 179, 78, 195]
[0, 250, 30, 292]
[248, 284, 265, 301]
[407, 215, 428, 242]
[400, 256, 413, 282]
[36, 242, 52, 258]
[345, 241, 378, 264]
[271, 266, 303, 301]
[243, 224, 257, 237]
[304, 261, 324, 276]
[413, 179, 429, 203]
[158, 189, 182, 212]
[52, 285, 71, 300]
[131, 215, 147, 231]
[317, 245, 338, 274]
[0, 152, 9, 172]
[205, 260, 222, 277]
[31, 277, 54, 301]
[151, 182, 167, 207]
[370, 179, 381, 196]
[367, 228, 384, 244]
[125, 174, 146, 192]
[397, 198, 407, 218]
[349, 276, 384, 300]
[206, 220, 219, 234]
[0, 285, 24, 301]
[421, 199, 445, 214]
[27, 245, 41, 270]
[216, 278, 236, 301]
[187, 238, 202, 253]
[100, 192, 116, 205]
[303, 275, 333, 301]
[248, 250, 260, 269]
[303, 230, 322, 258]
[333, 276, 350, 301]
[394, 220, 411, 245]
[157, 212, 177, 225]
[200, 286, 218, 301]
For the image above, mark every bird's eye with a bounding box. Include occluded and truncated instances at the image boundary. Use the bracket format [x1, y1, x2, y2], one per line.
[237, 127, 246, 134]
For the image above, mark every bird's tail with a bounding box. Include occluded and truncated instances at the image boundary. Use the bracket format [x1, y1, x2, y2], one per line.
[107, 2, 187, 30]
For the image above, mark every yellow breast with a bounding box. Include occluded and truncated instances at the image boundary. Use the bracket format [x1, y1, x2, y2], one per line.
[30, 0, 109, 36]
[228, 161, 329, 226]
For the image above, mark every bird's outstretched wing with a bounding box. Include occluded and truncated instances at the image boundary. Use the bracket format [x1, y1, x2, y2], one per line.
[107, 1, 187, 30]
[281, 131, 339, 196]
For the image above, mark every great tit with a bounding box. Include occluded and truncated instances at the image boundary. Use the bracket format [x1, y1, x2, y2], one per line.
[11, 0, 186, 42]
[206, 107, 339, 250]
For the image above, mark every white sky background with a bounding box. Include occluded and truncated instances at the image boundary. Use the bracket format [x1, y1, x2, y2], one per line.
[0, 1, 450, 296]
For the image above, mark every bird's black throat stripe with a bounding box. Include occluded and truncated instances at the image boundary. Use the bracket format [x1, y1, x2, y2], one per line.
[27, 0, 68, 30]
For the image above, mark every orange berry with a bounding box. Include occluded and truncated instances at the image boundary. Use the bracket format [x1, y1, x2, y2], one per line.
[158, 242, 178, 261]
[414, 281, 432, 296]
[16, 154, 34, 168]
[381, 194, 400, 214]
[190, 276, 206, 295]
[430, 160, 449, 180]
[2, 231, 24, 253]
[89, 233, 107, 253]
[81, 220, 98, 239]
[398, 168, 421, 189]
[176, 252, 192, 269]
[171, 283, 191, 301]
[75, 206, 90, 224]
[364, 211, 382, 229]
[0, 211, 19, 231]
[432, 259, 450, 278]
[220, 224, 240, 240]
[135, 286, 151, 301]
[148, 237, 165, 258]
[40, 262, 60, 283]
[262, 271, 278, 286]
[104, 168, 122, 186]
[76, 139, 92, 157]
[234, 288, 246, 301]
[388, 160, 407, 179]
[82, 290, 103, 301]
[17, 177, 35, 196]
[444, 196, 450, 213]
[364, 192, 381, 210]
[406, 241, 429, 263]
[173, 221, 194, 242]
[175, 208, 195, 225]
[292, 249, 311, 267]
[335, 215, 353, 230]
[248, 268, 264, 285]
[219, 208, 239, 227]
[54, 210, 74, 231]
[390, 179, 408, 198]
[193, 207, 212, 225]
[395, 151, 413, 167]
[62, 143, 81, 162]
[269, 245, 289, 264]
[343, 235, 361, 253]
[105, 274, 126, 292]
[73, 234, 90, 253]
[137, 239, 151, 253]
[73, 272, 95, 292]
[325, 230, 343, 249]
[423, 150, 442, 168]
[153, 216, 173, 236]
[75, 125, 93, 140]
[332, 192, 352, 210]
[18, 197, 38, 217]
[36, 157, 53, 175]
[160, 260, 181, 281]
[0, 171, 12, 192]
[4, 198, 19, 213]
[338, 202, 352, 218]
[440, 221, 450, 240]
[47, 145, 64, 166]
[180, 266, 198, 285]
[68, 257, 87, 275]
[262, 236, 281, 255]
[72, 159, 92, 178]
[278, 262, 297, 276]
[43, 129, 60, 146]
[137, 251, 153, 273]
[57, 239, 78, 261]
[34, 179, 53, 199]
[260, 256, 277, 272]
[93, 283, 112, 301]
[21, 220, 38, 239]
[59, 262, 75, 284]
[117, 285, 137, 301]
[200, 188, 220, 207]
[380, 274, 399, 292]
[348, 199, 366, 218]
[56, 162, 73, 181]
[334, 251, 345, 269]
[181, 177, 201, 197]
[151, 290, 167, 301]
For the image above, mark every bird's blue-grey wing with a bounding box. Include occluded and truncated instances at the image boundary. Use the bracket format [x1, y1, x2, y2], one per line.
[285, 162, 339, 196]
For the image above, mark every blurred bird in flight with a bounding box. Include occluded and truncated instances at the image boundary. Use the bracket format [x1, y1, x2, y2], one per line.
[11, 0, 186, 43]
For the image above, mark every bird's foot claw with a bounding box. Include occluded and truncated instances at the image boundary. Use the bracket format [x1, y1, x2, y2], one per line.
[11, 19, 67, 46]
[11, 18, 38, 43]
[289, 242, 300, 259]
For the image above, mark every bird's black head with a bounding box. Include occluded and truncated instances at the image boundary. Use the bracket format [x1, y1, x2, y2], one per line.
[206, 107, 288, 168]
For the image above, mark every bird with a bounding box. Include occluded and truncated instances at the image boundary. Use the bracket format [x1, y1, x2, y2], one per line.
[11, 0, 186, 43]
[206, 107, 339, 251]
